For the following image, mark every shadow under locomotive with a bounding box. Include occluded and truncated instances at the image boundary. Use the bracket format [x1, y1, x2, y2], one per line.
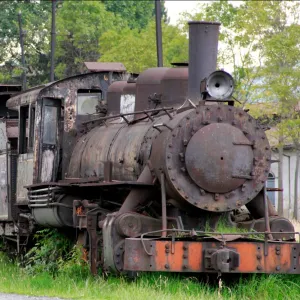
[0, 21, 299, 276]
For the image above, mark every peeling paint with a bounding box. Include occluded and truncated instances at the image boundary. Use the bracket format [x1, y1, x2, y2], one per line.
[41, 150, 54, 182]
[120, 94, 135, 122]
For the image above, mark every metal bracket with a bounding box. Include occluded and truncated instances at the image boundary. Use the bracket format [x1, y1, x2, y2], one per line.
[204, 248, 240, 272]
[232, 174, 253, 180]
[153, 123, 172, 132]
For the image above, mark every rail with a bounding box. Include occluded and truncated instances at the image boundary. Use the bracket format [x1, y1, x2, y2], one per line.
[82, 107, 174, 125]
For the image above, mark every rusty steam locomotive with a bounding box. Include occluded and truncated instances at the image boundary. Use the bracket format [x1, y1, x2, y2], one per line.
[0, 21, 299, 275]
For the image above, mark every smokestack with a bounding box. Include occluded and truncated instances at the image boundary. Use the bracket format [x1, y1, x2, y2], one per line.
[188, 21, 220, 101]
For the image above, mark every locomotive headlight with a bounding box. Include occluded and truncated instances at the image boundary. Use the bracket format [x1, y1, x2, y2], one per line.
[206, 70, 234, 100]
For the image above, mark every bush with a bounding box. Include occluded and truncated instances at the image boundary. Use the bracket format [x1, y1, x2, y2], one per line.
[24, 228, 78, 276]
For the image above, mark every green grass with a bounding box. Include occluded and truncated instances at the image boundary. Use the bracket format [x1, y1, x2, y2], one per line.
[0, 253, 300, 300]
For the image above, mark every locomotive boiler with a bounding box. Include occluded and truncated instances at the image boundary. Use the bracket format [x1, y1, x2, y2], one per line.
[1, 21, 299, 276]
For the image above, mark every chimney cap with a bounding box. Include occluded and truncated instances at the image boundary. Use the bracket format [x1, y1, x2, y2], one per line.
[171, 62, 188, 67]
[188, 21, 221, 26]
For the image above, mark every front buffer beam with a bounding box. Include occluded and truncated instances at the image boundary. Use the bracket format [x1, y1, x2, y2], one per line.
[124, 238, 300, 274]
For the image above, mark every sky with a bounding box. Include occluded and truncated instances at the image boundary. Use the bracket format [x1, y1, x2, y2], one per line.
[163, 1, 247, 72]
[165, 1, 244, 25]
[165, 1, 199, 25]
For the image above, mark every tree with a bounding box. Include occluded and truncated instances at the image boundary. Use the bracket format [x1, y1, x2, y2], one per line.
[102, 0, 169, 30]
[180, 1, 261, 108]
[55, 1, 125, 79]
[0, 0, 51, 86]
[181, 0, 300, 218]
[99, 20, 188, 73]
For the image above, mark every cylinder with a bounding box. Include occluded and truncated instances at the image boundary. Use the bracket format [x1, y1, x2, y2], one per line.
[188, 21, 220, 101]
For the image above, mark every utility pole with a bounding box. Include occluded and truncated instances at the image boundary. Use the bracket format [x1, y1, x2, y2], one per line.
[50, 0, 56, 81]
[18, 11, 27, 91]
[155, 0, 163, 67]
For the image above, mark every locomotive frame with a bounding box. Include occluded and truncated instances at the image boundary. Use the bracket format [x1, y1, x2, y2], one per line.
[0, 21, 299, 276]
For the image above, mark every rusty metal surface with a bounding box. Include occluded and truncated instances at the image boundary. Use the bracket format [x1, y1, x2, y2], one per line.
[6, 119, 19, 138]
[135, 67, 169, 113]
[84, 62, 126, 73]
[120, 82, 136, 121]
[16, 153, 34, 204]
[119, 165, 154, 214]
[0, 120, 8, 219]
[237, 217, 295, 241]
[161, 67, 188, 108]
[6, 84, 50, 109]
[185, 123, 253, 193]
[188, 21, 220, 101]
[69, 121, 150, 180]
[123, 82, 136, 95]
[246, 190, 278, 219]
[124, 238, 300, 274]
[107, 81, 128, 115]
[0, 120, 7, 150]
[150, 104, 271, 212]
[24, 71, 124, 183]
[68, 111, 169, 181]
[0, 154, 8, 219]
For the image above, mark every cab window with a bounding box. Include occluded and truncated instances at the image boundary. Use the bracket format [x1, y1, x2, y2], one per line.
[77, 89, 101, 115]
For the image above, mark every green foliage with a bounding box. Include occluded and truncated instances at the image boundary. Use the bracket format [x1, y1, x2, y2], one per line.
[0, 0, 169, 84]
[102, 0, 168, 30]
[99, 20, 188, 73]
[55, 1, 126, 79]
[0, 0, 51, 86]
[2, 249, 300, 299]
[181, 1, 300, 109]
[24, 228, 75, 276]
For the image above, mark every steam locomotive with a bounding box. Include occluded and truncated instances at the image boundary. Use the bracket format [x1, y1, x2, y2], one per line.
[0, 21, 299, 275]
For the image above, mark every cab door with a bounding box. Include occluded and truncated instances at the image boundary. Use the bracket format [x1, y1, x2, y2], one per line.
[38, 98, 62, 183]
[0, 119, 8, 219]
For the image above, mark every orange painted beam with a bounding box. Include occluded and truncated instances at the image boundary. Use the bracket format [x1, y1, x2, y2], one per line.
[124, 238, 300, 274]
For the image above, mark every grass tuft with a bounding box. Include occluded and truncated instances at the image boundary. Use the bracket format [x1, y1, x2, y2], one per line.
[0, 252, 300, 299]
